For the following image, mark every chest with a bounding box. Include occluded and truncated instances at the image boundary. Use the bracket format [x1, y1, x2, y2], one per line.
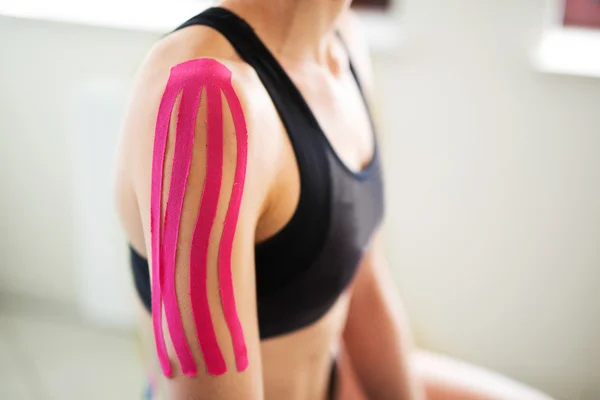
[249, 53, 385, 338]
[290, 68, 375, 173]
[255, 66, 378, 244]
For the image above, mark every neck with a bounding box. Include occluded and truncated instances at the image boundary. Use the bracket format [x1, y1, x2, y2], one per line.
[221, 0, 350, 64]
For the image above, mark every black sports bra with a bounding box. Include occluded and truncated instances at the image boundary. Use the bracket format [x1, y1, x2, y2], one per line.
[130, 7, 385, 340]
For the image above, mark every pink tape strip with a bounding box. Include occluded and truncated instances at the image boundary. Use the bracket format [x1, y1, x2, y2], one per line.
[189, 73, 227, 376]
[219, 82, 249, 372]
[160, 76, 206, 376]
[150, 74, 182, 378]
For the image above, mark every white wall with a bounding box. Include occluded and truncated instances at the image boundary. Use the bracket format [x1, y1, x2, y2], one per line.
[378, 1, 600, 399]
[0, 0, 598, 398]
[0, 16, 158, 323]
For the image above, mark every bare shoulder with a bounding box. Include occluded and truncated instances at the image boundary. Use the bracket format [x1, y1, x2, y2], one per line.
[129, 25, 272, 138]
[336, 10, 375, 97]
[116, 27, 280, 242]
[121, 26, 279, 190]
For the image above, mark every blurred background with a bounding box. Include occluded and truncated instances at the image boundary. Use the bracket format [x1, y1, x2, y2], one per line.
[1, 0, 599, 399]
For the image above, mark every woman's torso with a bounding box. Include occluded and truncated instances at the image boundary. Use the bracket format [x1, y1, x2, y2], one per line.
[117, 6, 382, 400]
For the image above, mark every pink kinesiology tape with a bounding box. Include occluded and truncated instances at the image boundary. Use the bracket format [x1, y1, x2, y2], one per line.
[150, 73, 180, 378]
[150, 58, 249, 377]
[219, 82, 249, 372]
[189, 79, 227, 376]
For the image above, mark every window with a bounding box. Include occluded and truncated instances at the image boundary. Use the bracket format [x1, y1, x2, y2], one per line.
[563, 0, 600, 28]
[533, 0, 600, 78]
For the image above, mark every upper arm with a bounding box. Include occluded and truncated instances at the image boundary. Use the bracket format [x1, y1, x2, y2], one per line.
[345, 231, 410, 347]
[136, 58, 266, 399]
[343, 232, 421, 399]
[348, 232, 394, 307]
